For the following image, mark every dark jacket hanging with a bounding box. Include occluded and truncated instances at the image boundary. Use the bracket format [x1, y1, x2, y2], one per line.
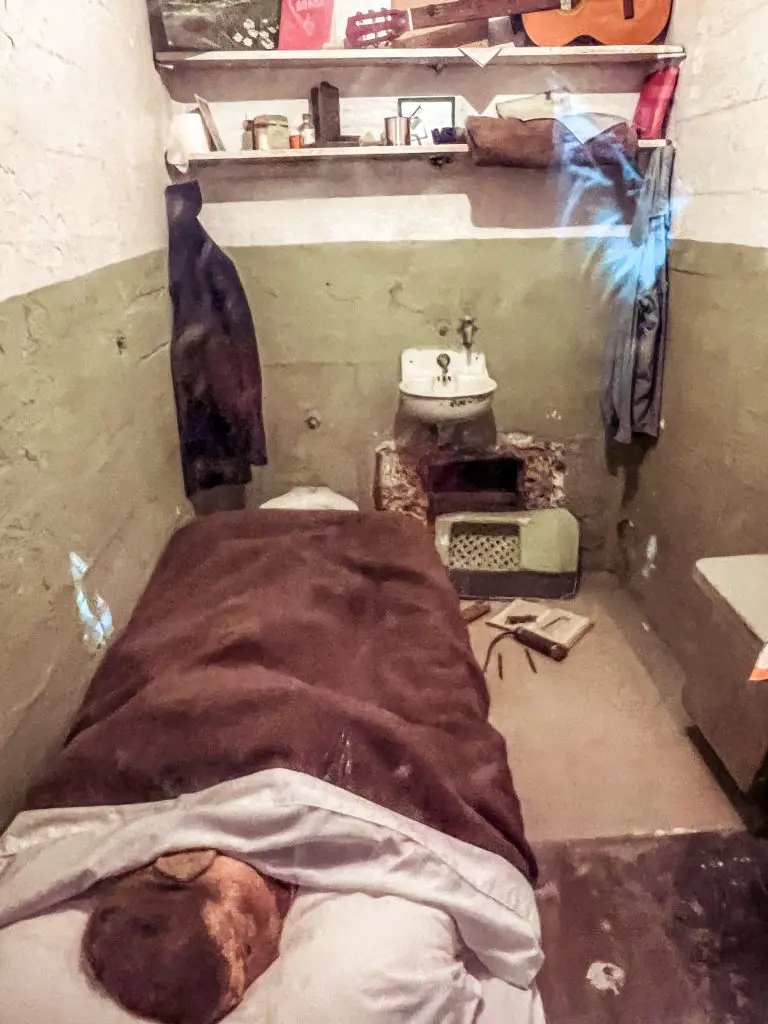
[601, 144, 675, 444]
[166, 181, 267, 497]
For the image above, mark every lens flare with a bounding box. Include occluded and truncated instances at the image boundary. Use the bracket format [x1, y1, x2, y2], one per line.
[69, 552, 113, 651]
[555, 109, 683, 306]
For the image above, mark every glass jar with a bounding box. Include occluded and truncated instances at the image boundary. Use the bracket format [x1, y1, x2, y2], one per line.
[253, 115, 290, 151]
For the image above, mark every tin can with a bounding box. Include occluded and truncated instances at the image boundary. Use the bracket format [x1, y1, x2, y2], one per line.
[384, 116, 410, 146]
[252, 114, 291, 151]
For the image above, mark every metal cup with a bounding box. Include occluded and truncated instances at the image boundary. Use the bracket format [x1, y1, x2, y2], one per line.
[384, 116, 411, 146]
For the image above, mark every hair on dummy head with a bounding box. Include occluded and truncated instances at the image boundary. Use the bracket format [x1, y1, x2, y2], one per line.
[82, 871, 240, 1024]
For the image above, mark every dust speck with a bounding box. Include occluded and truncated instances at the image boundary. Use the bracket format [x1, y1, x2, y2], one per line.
[587, 962, 626, 996]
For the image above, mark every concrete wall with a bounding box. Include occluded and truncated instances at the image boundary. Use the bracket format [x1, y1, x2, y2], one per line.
[623, 0, 768, 767]
[667, 0, 768, 250]
[229, 238, 620, 566]
[165, 60, 655, 564]
[0, 0, 183, 821]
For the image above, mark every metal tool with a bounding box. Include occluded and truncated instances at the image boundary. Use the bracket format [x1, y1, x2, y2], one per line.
[515, 627, 568, 662]
[541, 615, 569, 632]
[505, 613, 539, 625]
[461, 600, 491, 624]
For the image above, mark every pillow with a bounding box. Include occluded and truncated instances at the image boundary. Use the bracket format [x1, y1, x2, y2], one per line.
[0, 890, 541, 1023]
[248, 890, 482, 1023]
[0, 901, 138, 1024]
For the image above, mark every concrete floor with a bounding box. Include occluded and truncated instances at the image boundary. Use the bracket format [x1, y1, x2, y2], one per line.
[467, 574, 742, 843]
[534, 830, 768, 1024]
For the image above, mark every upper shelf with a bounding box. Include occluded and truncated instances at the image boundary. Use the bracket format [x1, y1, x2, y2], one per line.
[156, 43, 685, 71]
[185, 138, 669, 167]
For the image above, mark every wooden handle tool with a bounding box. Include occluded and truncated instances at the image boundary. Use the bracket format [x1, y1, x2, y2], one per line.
[515, 627, 569, 662]
[461, 600, 492, 624]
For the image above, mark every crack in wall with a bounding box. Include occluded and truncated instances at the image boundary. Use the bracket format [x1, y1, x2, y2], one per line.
[20, 300, 46, 357]
[688, 188, 768, 197]
[20, 446, 38, 461]
[388, 280, 433, 323]
[139, 339, 170, 363]
[676, 93, 768, 125]
[130, 285, 166, 302]
[672, 267, 712, 278]
[324, 283, 361, 305]
[28, 40, 84, 71]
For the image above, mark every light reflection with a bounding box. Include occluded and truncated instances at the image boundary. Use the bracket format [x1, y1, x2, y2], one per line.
[555, 109, 683, 305]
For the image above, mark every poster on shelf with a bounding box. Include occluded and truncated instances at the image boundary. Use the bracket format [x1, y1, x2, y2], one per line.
[278, 0, 334, 49]
[156, 0, 282, 50]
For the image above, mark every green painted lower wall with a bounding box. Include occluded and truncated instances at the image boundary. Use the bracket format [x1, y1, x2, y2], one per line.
[232, 237, 623, 568]
[624, 240, 768, 757]
[7, 235, 758, 811]
[0, 253, 185, 823]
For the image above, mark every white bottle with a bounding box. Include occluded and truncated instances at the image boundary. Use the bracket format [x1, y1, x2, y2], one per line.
[299, 112, 315, 147]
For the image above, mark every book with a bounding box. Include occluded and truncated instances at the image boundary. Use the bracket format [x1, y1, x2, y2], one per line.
[488, 599, 593, 651]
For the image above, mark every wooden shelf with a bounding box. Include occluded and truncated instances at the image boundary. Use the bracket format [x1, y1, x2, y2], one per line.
[188, 144, 467, 165]
[157, 44, 685, 71]
[186, 138, 668, 167]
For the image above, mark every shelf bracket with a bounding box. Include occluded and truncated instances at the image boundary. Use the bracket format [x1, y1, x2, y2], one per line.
[429, 154, 455, 168]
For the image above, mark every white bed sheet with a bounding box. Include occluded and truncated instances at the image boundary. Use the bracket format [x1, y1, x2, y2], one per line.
[0, 768, 545, 1023]
[0, 892, 545, 1023]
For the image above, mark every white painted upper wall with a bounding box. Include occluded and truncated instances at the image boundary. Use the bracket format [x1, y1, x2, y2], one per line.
[165, 62, 650, 247]
[669, 0, 768, 247]
[0, 0, 171, 302]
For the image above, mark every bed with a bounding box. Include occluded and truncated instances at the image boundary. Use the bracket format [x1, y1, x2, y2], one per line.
[0, 508, 545, 1023]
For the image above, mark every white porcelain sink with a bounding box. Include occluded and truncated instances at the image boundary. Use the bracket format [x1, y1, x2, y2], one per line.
[399, 348, 497, 425]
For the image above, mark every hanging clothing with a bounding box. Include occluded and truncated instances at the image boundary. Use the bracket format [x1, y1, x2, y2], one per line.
[601, 145, 675, 443]
[166, 181, 267, 497]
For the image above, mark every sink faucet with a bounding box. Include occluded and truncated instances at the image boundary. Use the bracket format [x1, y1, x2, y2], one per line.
[436, 351, 451, 383]
[458, 316, 477, 361]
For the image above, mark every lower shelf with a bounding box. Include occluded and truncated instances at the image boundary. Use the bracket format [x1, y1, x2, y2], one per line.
[186, 139, 668, 166]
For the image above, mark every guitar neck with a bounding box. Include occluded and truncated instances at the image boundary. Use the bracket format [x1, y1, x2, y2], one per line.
[409, 0, 561, 31]
[397, 19, 491, 46]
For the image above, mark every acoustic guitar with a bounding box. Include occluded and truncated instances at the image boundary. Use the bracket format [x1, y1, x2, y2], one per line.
[522, 0, 673, 46]
[347, 0, 560, 48]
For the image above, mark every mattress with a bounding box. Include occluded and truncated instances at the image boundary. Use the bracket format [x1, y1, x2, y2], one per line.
[1, 510, 545, 1021]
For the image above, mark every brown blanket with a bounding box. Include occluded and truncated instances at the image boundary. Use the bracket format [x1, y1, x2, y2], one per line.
[25, 511, 536, 882]
[465, 115, 638, 169]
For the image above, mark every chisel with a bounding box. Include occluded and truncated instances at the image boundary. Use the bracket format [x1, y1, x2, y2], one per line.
[514, 627, 569, 662]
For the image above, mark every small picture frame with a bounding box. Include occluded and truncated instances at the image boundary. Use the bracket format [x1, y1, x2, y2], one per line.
[194, 94, 225, 152]
[398, 96, 456, 147]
